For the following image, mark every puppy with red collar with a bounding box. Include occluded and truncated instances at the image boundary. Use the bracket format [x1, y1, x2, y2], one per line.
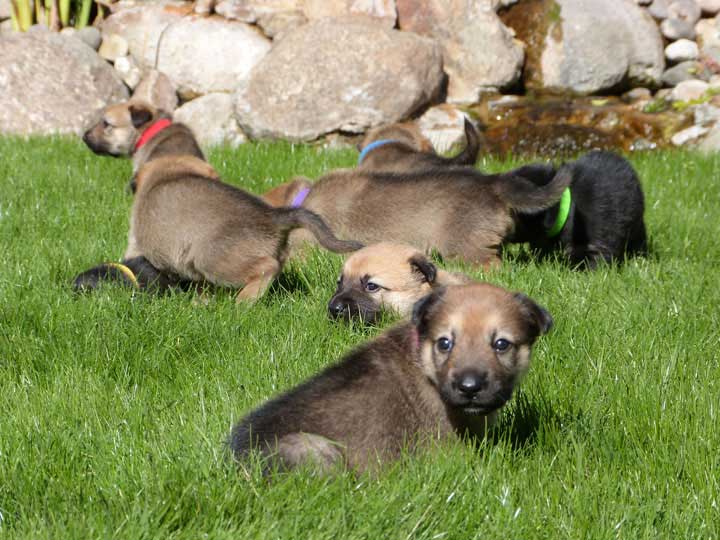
[82, 100, 362, 302]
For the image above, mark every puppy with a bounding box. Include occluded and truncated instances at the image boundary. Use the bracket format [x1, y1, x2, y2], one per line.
[276, 159, 572, 267]
[72, 255, 188, 293]
[356, 118, 481, 172]
[328, 242, 470, 323]
[260, 119, 481, 208]
[507, 151, 647, 268]
[230, 283, 553, 473]
[83, 100, 363, 302]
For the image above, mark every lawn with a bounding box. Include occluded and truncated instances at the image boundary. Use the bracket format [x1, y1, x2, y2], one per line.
[1, 137, 719, 539]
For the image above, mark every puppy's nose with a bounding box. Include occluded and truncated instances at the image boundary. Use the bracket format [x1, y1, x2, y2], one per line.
[456, 372, 487, 396]
[328, 298, 348, 319]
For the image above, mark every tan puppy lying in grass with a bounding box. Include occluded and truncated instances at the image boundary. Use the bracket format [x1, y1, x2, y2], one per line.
[328, 242, 470, 323]
[260, 126, 570, 268]
[230, 283, 553, 473]
[83, 100, 362, 302]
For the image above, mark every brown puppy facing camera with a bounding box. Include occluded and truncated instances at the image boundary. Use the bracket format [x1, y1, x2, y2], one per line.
[329, 242, 470, 323]
[83, 100, 363, 302]
[230, 283, 553, 473]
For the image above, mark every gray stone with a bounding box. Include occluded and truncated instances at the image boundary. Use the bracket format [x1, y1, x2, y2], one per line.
[695, 16, 720, 52]
[114, 55, 143, 89]
[132, 69, 178, 113]
[214, 0, 307, 37]
[623, 87, 653, 101]
[661, 16, 696, 39]
[234, 18, 444, 141]
[174, 93, 246, 147]
[194, 0, 215, 14]
[636, 0, 653, 4]
[668, 0, 702, 24]
[670, 78, 710, 99]
[698, 0, 720, 14]
[397, 0, 524, 103]
[699, 120, 720, 149]
[0, 0, 11, 20]
[417, 104, 470, 154]
[661, 60, 703, 85]
[0, 32, 128, 135]
[98, 33, 129, 61]
[102, 1, 191, 69]
[534, 0, 665, 94]
[0, 19, 12, 33]
[671, 124, 709, 144]
[304, 0, 397, 28]
[76, 26, 102, 50]
[665, 38, 700, 62]
[648, 0, 670, 18]
[256, 10, 306, 38]
[693, 102, 720, 123]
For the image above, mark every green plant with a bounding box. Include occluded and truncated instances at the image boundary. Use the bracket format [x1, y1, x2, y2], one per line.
[10, 0, 96, 31]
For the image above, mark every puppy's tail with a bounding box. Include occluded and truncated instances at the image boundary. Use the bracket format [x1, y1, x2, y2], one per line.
[494, 165, 573, 213]
[272, 208, 364, 253]
[445, 118, 481, 166]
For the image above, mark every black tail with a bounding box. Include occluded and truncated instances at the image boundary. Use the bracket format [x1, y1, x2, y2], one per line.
[494, 166, 573, 213]
[272, 207, 364, 253]
[445, 118, 481, 166]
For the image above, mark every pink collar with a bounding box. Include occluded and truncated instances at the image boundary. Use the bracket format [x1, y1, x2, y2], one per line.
[134, 119, 172, 152]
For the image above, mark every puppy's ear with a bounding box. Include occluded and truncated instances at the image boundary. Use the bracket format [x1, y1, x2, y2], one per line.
[412, 287, 446, 334]
[409, 255, 437, 284]
[129, 103, 154, 129]
[514, 293, 553, 337]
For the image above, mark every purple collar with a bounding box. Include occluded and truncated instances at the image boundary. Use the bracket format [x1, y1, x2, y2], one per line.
[291, 187, 311, 207]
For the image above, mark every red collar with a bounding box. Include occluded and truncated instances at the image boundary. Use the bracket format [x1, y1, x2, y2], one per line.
[134, 119, 172, 152]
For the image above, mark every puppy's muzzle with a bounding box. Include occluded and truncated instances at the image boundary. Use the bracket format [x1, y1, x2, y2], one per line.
[327, 293, 378, 323]
[455, 371, 488, 397]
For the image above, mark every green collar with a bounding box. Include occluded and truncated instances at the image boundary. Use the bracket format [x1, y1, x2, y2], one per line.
[547, 188, 571, 238]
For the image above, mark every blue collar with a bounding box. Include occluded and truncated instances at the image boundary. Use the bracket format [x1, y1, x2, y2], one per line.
[357, 139, 399, 165]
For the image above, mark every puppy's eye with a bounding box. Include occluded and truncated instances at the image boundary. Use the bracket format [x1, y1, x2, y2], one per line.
[436, 337, 453, 353]
[365, 282, 380, 292]
[493, 338, 512, 352]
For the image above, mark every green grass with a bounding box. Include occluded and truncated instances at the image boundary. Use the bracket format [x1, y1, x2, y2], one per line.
[1, 137, 719, 539]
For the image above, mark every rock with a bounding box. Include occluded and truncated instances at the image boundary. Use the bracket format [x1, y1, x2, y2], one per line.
[695, 16, 720, 51]
[98, 33, 129, 61]
[648, 0, 671, 18]
[194, 0, 215, 14]
[155, 16, 270, 99]
[698, 0, 720, 14]
[0, 0, 11, 20]
[397, 0, 524, 103]
[668, 0, 702, 24]
[671, 124, 709, 144]
[662, 60, 704, 85]
[623, 87, 653, 102]
[0, 19, 12, 33]
[132, 69, 178, 113]
[304, 0, 397, 28]
[214, 0, 307, 36]
[665, 38, 700, 62]
[416, 104, 471, 154]
[636, 0, 653, 4]
[76, 26, 102, 50]
[102, 1, 192, 69]
[505, 0, 665, 94]
[670, 78, 710, 99]
[0, 32, 128, 135]
[114, 55, 143, 89]
[234, 18, 444, 141]
[661, 17, 697, 39]
[698, 120, 720, 149]
[174, 93, 246, 147]
[693, 102, 720, 123]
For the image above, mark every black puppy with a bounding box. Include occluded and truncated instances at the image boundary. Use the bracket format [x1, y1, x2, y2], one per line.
[508, 151, 647, 268]
[73, 255, 188, 293]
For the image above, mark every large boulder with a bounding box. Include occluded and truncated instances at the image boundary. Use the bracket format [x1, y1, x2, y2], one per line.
[234, 18, 444, 141]
[503, 0, 665, 94]
[0, 32, 128, 136]
[103, 2, 270, 99]
[397, 0, 524, 103]
[174, 93, 246, 147]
